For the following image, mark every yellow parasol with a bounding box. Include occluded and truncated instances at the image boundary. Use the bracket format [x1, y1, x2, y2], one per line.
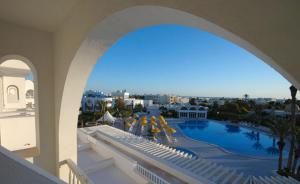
[141, 116, 147, 126]
[151, 127, 161, 134]
[166, 127, 176, 134]
[161, 124, 169, 129]
[150, 120, 157, 126]
[159, 116, 168, 124]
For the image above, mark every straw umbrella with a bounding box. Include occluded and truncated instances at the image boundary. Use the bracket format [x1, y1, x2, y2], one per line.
[140, 116, 148, 136]
[151, 126, 161, 141]
[163, 125, 177, 144]
[150, 116, 157, 126]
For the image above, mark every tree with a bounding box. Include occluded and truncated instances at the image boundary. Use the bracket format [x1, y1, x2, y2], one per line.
[269, 118, 291, 172]
[253, 105, 264, 124]
[189, 98, 197, 105]
[96, 100, 107, 126]
[133, 104, 144, 112]
[115, 97, 125, 109]
[287, 85, 298, 173]
[243, 94, 249, 100]
[292, 128, 300, 174]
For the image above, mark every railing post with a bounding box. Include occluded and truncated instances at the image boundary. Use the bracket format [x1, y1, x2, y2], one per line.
[68, 168, 71, 184]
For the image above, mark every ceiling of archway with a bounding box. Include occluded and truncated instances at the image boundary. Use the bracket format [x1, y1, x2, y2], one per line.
[0, 0, 299, 34]
[0, 0, 80, 32]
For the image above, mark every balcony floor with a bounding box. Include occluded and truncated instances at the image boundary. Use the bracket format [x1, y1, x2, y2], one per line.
[77, 143, 138, 184]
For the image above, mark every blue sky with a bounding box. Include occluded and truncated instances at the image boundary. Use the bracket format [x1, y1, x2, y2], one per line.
[86, 25, 295, 99]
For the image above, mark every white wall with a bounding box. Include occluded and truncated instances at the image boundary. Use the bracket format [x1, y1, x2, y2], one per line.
[0, 115, 36, 151]
[0, 20, 55, 174]
[2, 76, 26, 109]
[0, 77, 3, 111]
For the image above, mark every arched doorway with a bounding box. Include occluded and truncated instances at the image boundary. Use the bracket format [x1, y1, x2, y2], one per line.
[56, 5, 300, 178]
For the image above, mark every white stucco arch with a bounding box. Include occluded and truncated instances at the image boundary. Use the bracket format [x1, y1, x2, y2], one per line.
[57, 5, 299, 175]
[0, 54, 40, 154]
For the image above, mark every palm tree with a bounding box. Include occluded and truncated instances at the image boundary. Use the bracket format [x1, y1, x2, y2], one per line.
[101, 101, 107, 125]
[292, 129, 300, 174]
[244, 94, 249, 100]
[266, 138, 279, 155]
[253, 105, 263, 126]
[269, 118, 291, 172]
[287, 85, 298, 172]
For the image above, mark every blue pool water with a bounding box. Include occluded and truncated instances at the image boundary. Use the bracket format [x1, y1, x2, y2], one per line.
[178, 120, 288, 158]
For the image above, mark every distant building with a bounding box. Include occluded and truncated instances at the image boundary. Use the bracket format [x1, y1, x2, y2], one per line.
[170, 96, 190, 104]
[123, 98, 153, 108]
[254, 98, 276, 105]
[144, 94, 173, 104]
[111, 90, 129, 99]
[81, 90, 112, 112]
[208, 98, 226, 106]
[164, 104, 208, 119]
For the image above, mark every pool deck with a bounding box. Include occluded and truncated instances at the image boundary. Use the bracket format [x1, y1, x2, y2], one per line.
[167, 120, 285, 176]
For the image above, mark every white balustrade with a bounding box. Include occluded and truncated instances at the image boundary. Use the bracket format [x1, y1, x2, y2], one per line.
[136, 163, 170, 184]
[59, 159, 94, 184]
[91, 125, 300, 184]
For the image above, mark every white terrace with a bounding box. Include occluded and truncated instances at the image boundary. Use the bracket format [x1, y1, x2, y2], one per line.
[77, 125, 300, 184]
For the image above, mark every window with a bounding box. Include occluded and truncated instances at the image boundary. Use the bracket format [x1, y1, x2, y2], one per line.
[26, 89, 34, 99]
[7, 85, 19, 103]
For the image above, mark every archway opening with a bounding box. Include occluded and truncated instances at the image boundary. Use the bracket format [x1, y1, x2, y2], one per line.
[58, 5, 299, 182]
[0, 57, 39, 160]
[76, 23, 299, 182]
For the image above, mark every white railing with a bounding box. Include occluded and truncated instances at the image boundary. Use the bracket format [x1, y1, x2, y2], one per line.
[59, 159, 94, 184]
[246, 175, 300, 184]
[136, 163, 171, 184]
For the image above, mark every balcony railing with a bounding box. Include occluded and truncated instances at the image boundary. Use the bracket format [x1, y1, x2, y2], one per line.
[59, 159, 94, 184]
[135, 163, 170, 184]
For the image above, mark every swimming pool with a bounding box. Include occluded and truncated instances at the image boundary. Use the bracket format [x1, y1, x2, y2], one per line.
[178, 120, 288, 158]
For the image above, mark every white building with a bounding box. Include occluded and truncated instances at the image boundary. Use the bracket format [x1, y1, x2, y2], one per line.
[81, 90, 112, 112]
[0, 60, 34, 111]
[177, 105, 208, 119]
[0, 60, 36, 154]
[123, 98, 153, 108]
[144, 94, 173, 104]
[164, 104, 208, 119]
